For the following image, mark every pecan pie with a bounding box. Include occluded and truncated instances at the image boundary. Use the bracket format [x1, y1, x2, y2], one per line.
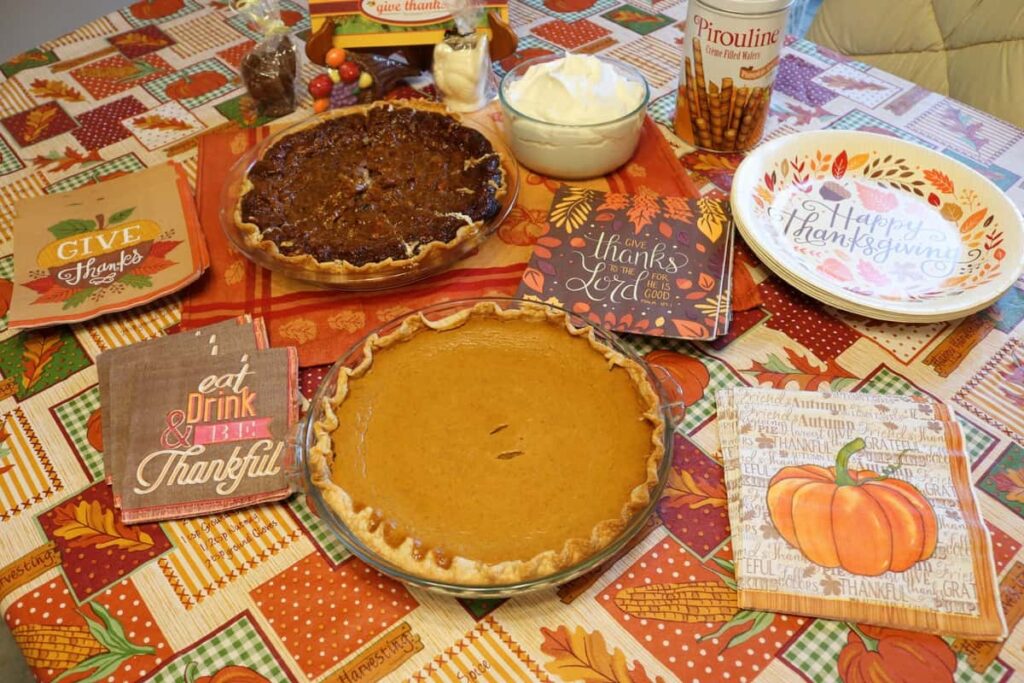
[309, 302, 665, 585]
[235, 100, 507, 274]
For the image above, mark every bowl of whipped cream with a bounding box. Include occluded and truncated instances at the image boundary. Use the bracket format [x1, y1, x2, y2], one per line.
[499, 53, 650, 179]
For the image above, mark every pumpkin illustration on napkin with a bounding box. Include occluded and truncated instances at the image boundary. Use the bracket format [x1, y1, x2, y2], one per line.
[766, 438, 937, 576]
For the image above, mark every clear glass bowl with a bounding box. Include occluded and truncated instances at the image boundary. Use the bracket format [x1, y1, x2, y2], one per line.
[218, 105, 520, 291]
[297, 297, 677, 598]
[498, 54, 650, 180]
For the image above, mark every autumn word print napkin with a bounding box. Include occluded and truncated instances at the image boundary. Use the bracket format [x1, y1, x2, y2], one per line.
[516, 185, 735, 340]
[716, 387, 1006, 640]
[8, 162, 208, 329]
[98, 317, 298, 523]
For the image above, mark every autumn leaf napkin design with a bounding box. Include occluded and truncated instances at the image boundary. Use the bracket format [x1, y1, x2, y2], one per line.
[716, 387, 1006, 640]
[517, 185, 735, 340]
[8, 162, 208, 329]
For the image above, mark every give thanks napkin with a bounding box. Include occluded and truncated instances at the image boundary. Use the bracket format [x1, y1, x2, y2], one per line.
[8, 162, 208, 329]
[717, 387, 1006, 640]
[98, 318, 297, 524]
[516, 185, 735, 340]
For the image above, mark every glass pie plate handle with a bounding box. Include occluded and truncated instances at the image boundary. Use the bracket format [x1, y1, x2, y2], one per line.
[294, 297, 678, 599]
[217, 109, 521, 292]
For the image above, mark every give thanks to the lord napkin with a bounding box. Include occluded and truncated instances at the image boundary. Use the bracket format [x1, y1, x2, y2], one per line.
[717, 388, 1006, 640]
[98, 318, 296, 524]
[8, 162, 208, 329]
[517, 186, 735, 340]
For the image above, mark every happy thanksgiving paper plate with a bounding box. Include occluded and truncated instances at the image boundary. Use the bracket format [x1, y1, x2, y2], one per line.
[731, 131, 1024, 322]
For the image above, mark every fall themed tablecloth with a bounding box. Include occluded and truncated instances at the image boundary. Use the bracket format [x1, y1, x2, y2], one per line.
[1, 1, 1023, 682]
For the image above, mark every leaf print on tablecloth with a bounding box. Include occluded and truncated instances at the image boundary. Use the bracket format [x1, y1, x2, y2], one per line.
[53, 500, 155, 552]
[540, 624, 664, 683]
[550, 187, 596, 234]
[21, 104, 58, 144]
[0, 417, 13, 476]
[132, 114, 191, 131]
[696, 197, 726, 243]
[627, 188, 659, 235]
[29, 79, 84, 102]
[20, 333, 63, 391]
[663, 468, 727, 510]
[744, 347, 857, 391]
[819, 74, 887, 91]
[993, 467, 1024, 503]
[31, 146, 102, 172]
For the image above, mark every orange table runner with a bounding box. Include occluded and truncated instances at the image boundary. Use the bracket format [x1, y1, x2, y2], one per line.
[180, 111, 706, 366]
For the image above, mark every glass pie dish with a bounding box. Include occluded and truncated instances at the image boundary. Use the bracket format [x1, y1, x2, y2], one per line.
[218, 105, 520, 291]
[297, 297, 677, 598]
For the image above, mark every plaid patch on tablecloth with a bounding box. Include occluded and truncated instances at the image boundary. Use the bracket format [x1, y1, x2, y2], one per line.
[150, 615, 289, 682]
[782, 619, 1006, 683]
[51, 386, 102, 480]
[288, 495, 350, 565]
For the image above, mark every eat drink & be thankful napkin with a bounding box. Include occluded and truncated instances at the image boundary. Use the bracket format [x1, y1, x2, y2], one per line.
[98, 317, 297, 524]
[716, 387, 1006, 640]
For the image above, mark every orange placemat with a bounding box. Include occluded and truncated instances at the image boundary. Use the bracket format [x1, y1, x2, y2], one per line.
[180, 108, 703, 366]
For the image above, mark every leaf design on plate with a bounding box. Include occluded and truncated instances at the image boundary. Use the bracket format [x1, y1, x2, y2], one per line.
[663, 468, 727, 510]
[960, 208, 987, 235]
[52, 500, 154, 552]
[831, 150, 847, 179]
[22, 104, 58, 143]
[923, 168, 955, 194]
[627, 188, 659, 235]
[744, 348, 856, 391]
[29, 79, 84, 102]
[540, 624, 663, 683]
[20, 332, 63, 391]
[550, 187, 596, 234]
[696, 197, 726, 243]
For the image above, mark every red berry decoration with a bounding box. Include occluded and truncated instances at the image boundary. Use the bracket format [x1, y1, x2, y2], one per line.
[308, 73, 333, 99]
[339, 61, 360, 83]
[325, 47, 346, 68]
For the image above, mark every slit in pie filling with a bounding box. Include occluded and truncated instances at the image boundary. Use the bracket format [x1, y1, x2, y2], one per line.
[235, 101, 508, 274]
[309, 302, 665, 585]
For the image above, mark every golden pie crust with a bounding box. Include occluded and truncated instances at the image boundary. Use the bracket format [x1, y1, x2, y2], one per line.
[233, 99, 508, 275]
[309, 302, 665, 585]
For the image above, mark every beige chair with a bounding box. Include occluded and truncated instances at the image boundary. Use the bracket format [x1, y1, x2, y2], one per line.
[808, 0, 1024, 127]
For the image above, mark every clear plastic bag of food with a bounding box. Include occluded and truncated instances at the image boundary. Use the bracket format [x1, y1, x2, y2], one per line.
[232, 0, 299, 118]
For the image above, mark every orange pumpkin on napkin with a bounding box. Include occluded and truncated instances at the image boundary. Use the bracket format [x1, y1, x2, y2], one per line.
[766, 438, 937, 576]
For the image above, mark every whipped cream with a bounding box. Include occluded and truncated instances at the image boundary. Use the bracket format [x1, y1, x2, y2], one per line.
[505, 54, 645, 125]
[500, 55, 648, 179]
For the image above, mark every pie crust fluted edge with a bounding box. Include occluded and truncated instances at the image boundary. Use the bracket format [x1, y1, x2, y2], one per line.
[308, 301, 666, 586]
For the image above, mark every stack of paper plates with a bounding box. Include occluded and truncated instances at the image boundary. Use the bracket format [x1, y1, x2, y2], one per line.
[730, 131, 1024, 323]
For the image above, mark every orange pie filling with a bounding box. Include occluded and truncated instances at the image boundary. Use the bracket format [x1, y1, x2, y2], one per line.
[311, 304, 664, 584]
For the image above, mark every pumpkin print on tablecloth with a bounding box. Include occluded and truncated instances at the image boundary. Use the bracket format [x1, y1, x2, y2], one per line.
[186, 663, 271, 683]
[766, 438, 937, 576]
[130, 0, 184, 20]
[837, 623, 956, 683]
[165, 71, 228, 101]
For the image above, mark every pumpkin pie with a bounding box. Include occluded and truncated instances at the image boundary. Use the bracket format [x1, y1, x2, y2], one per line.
[309, 302, 665, 584]
[234, 100, 507, 274]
